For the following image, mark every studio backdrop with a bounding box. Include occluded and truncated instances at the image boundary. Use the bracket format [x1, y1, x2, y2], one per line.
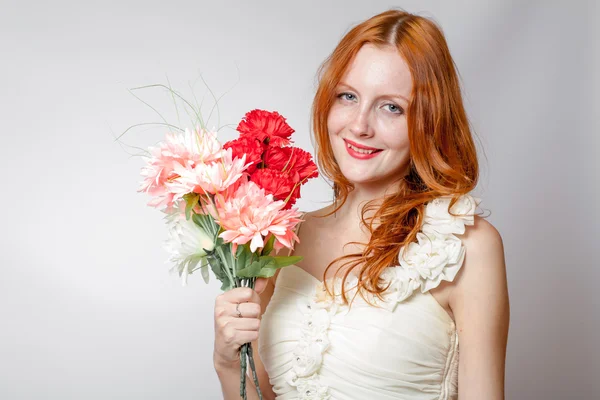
[0, 0, 597, 399]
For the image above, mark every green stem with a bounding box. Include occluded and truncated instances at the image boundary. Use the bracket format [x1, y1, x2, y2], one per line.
[215, 246, 235, 288]
[247, 342, 263, 400]
[240, 343, 248, 399]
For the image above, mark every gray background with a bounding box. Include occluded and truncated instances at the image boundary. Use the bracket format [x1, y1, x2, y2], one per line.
[0, 0, 597, 399]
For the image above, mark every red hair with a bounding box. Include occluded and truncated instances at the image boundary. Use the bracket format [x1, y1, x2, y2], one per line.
[311, 9, 482, 306]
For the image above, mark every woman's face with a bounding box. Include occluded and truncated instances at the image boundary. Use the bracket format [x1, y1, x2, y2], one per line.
[327, 43, 413, 192]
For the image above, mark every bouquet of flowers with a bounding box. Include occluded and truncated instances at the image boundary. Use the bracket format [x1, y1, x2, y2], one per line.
[137, 108, 318, 399]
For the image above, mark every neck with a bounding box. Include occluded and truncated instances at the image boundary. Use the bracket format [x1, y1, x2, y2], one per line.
[332, 181, 400, 227]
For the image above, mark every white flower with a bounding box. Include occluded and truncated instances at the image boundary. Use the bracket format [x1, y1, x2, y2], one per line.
[380, 267, 421, 305]
[163, 211, 215, 285]
[423, 194, 480, 235]
[296, 375, 330, 399]
[398, 229, 465, 293]
[286, 283, 335, 399]
[284, 373, 330, 399]
[422, 225, 463, 265]
[291, 341, 324, 377]
[182, 125, 226, 164]
[300, 309, 332, 349]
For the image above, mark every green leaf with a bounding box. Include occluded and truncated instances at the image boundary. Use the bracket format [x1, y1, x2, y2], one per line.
[256, 266, 278, 278]
[235, 255, 303, 278]
[236, 257, 276, 278]
[273, 256, 303, 268]
[261, 235, 276, 256]
[191, 212, 203, 227]
[192, 213, 217, 237]
[207, 255, 228, 283]
[234, 243, 253, 270]
[183, 193, 199, 220]
[220, 279, 233, 291]
[200, 259, 210, 284]
[257, 256, 303, 278]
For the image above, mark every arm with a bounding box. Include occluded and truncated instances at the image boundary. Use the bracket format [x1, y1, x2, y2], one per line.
[214, 273, 279, 400]
[450, 217, 510, 399]
[220, 219, 299, 398]
[215, 360, 261, 400]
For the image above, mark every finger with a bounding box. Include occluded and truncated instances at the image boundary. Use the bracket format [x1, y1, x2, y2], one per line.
[254, 277, 269, 294]
[220, 326, 259, 348]
[227, 317, 261, 331]
[231, 301, 261, 318]
[223, 287, 260, 305]
[235, 330, 260, 344]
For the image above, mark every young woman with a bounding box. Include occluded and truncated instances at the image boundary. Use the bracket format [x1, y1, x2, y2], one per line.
[213, 9, 510, 400]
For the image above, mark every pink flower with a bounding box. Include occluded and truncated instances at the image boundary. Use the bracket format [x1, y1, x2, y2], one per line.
[213, 181, 302, 253]
[168, 148, 250, 199]
[138, 126, 226, 210]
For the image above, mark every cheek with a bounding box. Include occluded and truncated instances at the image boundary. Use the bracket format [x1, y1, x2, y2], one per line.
[326, 106, 348, 136]
[379, 123, 409, 150]
[393, 132, 410, 150]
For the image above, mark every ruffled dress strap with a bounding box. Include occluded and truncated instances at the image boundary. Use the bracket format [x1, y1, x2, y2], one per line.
[378, 193, 482, 310]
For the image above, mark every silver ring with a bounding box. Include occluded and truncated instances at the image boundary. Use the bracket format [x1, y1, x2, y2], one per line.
[235, 303, 243, 318]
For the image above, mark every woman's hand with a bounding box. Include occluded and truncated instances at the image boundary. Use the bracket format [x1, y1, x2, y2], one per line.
[213, 278, 269, 370]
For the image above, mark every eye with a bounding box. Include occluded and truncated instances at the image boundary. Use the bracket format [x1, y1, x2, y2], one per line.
[337, 92, 356, 102]
[384, 103, 404, 114]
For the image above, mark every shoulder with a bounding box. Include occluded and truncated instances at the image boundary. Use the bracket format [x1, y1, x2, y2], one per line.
[448, 214, 510, 342]
[451, 215, 507, 301]
[412, 192, 507, 301]
[296, 204, 338, 233]
[303, 203, 336, 220]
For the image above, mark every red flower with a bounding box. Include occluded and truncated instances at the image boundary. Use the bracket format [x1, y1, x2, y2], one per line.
[223, 136, 265, 175]
[237, 109, 294, 147]
[250, 168, 299, 209]
[264, 146, 319, 183]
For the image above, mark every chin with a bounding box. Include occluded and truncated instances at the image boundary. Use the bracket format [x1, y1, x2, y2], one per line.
[339, 166, 407, 191]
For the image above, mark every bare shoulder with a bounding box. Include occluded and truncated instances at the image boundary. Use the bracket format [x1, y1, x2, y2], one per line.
[295, 204, 338, 240]
[451, 215, 507, 301]
[303, 204, 337, 223]
[462, 215, 504, 250]
[449, 214, 510, 340]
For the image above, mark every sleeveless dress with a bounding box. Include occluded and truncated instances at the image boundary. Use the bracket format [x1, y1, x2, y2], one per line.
[258, 194, 481, 400]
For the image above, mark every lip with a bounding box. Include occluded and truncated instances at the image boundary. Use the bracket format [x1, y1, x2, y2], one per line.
[343, 139, 381, 151]
[343, 139, 383, 160]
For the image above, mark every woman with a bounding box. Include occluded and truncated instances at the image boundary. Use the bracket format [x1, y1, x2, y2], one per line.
[213, 9, 509, 400]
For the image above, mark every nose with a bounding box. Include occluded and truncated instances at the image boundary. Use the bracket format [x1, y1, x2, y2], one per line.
[348, 108, 373, 138]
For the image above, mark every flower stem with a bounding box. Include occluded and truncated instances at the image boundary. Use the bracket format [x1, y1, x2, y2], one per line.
[240, 342, 248, 399]
[247, 342, 263, 400]
[215, 245, 235, 288]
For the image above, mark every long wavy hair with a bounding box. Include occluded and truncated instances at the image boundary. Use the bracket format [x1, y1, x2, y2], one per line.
[311, 9, 481, 306]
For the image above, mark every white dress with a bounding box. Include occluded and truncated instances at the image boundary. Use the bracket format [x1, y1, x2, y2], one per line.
[258, 194, 481, 400]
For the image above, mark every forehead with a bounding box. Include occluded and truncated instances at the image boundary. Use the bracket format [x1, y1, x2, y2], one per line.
[340, 43, 412, 98]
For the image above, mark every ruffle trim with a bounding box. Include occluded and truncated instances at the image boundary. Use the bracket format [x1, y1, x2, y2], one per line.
[283, 294, 337, 399]
[382, 193, 481, 310]
[284, 193, 480, 399]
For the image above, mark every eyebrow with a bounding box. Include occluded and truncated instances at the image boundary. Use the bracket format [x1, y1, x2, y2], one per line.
[337, 81, 410, 103]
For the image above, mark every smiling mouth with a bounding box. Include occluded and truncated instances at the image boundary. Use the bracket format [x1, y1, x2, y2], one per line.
[344, 140, 382, 155]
